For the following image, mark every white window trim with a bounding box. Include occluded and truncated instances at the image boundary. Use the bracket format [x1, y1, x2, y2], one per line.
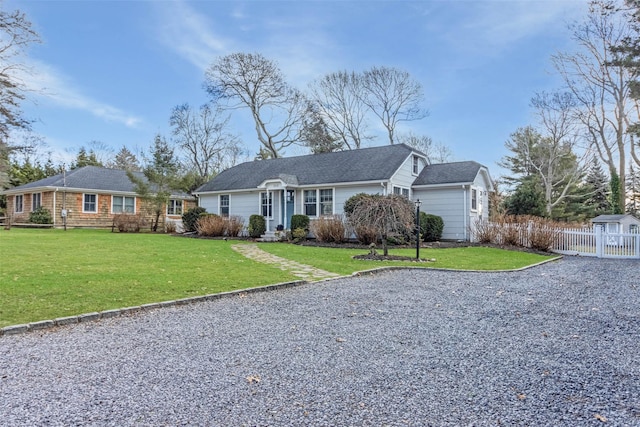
[412, 155, 419, 176]
[83, 193, 98, 213]
[31, 192, 42, 211]
[260, 192, 273, 219]
[470, 188, 478, 212]
[166, 199, 183, 216]
[15, 194, 24, 213]
[111, 195, 136, 214]
[303, 189, 318, 217]
[302, 188, 335, 217]
[219, 194, 230, 217]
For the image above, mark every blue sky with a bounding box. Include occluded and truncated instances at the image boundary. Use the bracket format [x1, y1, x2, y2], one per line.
[10, 0, 587, 179]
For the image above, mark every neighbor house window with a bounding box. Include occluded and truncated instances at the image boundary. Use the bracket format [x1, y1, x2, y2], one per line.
[304, 190, 317, 216]
[112, 196, 135, 213]
[167, 199, 183, 216]
[261, 192, 272, 218]
[83, 194, 97, 213]
[413, 156, 419, 175]
[471, 189, 477, 211]
[319, 189, 334, 215]
[219, 195, 230, 217]
[31, 193, 42, 211]
[15, 195, 23, 213]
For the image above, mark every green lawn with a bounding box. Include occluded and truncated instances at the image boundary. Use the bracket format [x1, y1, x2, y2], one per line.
[257, 242, 556, 275]
[0, 229, 557, 327]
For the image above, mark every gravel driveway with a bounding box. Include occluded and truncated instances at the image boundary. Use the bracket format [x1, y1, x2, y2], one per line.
[1, 256, 639, 426]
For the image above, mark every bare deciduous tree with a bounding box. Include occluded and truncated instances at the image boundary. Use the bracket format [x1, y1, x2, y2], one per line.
[397, 132, 452, 164]
[170, 103, 242, 184]
[308, 71, 371, 149]
[361, 66, 428, 145]
[347, 194, 415, 256]
[551, 1, 633, 211]
[0, 6, 39, 141]
[530, 91, 589, 216]
[204, 52, 306, 158]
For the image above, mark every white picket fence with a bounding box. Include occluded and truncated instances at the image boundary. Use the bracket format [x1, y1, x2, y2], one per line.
[478, 222, 640, 259]
[553, 226, 640, 259]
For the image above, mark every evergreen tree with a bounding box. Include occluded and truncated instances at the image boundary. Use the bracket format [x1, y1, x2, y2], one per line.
[502, 176, 546, 217]
[610, 172, 623, 214]
[627, 161, 640, 216]
[128, 134, 180, 231]
[111, 146, 141, 171]
[71, 146, 103, 169]
[583, 155, 611, 217]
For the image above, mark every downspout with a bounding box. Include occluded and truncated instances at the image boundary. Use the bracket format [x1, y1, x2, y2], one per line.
[53, 189, 57, 227]
[462, 185, 468, 241]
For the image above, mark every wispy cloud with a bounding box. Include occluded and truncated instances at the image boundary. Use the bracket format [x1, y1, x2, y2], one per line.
[433, 0, 586, 59]
[20, 60, 142, 128]
[152, 1, 232, 70]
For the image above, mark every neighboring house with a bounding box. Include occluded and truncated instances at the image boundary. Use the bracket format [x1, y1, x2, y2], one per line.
[195, 144, 494, 241]
[1, 166, 196, 229]
[591, 214, 640, 234]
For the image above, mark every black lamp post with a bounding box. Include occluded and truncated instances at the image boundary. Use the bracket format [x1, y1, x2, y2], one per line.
[415, 199, 421, 259]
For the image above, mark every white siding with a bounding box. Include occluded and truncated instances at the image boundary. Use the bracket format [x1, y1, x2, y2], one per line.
[414, 188, 467, 240]
[389, 155, 421, 195]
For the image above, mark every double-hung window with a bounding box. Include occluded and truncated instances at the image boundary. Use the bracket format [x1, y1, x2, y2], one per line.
[167, 199, 183, 215]
[31, 193, 41, 211]
[304, 190, 317, 216]
[393, 186, 410, 198]
[15, 195, 23, 213]
[319, 189, 333, 215]
[220, 195, 230, 217]
[471, 188, 478, 211]
[112, 196, 135, 213]
[412, 155, 419, 175]
[261, 192, 272, 218]
[304, 189, 333, 216]
[83, 194, 97, 213]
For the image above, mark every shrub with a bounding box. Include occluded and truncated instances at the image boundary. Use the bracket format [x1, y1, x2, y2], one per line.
[226, 215, 244, 237]
[196, 214, 225, 237]
[248, 214, 266, 238]
[421, 213, 444, 242]
[113, 213, 146, 232]
[311, 215, 347, 243]
[470, 217, 497, 244]
[291, 227, 307, 242]
[290, 214, 309, 231]
[528, 220, 559, 252]
[182, 206, 207, 232]
[29, 207, 52, 224]
[165, 220, 177, 234]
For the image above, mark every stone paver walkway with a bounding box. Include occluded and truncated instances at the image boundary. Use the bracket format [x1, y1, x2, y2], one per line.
[231, 243, 341, 281]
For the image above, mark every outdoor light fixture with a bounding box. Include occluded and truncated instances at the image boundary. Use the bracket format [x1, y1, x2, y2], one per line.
[415, 199, 422, 260]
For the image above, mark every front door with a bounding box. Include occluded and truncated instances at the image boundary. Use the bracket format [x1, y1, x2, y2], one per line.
[285, 190, 295, 228]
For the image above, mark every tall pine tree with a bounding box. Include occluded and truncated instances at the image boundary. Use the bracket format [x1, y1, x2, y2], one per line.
[583, 155, 611, 217]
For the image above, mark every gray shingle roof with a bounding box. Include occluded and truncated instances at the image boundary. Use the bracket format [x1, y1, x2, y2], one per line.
[591, 214, 640, 223]
[413, 161, 485, 186]
[4, 166, 191, 197]
[196, 144, 417, 192]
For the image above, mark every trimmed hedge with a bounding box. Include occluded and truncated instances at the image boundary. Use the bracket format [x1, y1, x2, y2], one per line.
[248, 214, 266, 238]
[420, 212, 444, 242]
[290, 214, 309, 231]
